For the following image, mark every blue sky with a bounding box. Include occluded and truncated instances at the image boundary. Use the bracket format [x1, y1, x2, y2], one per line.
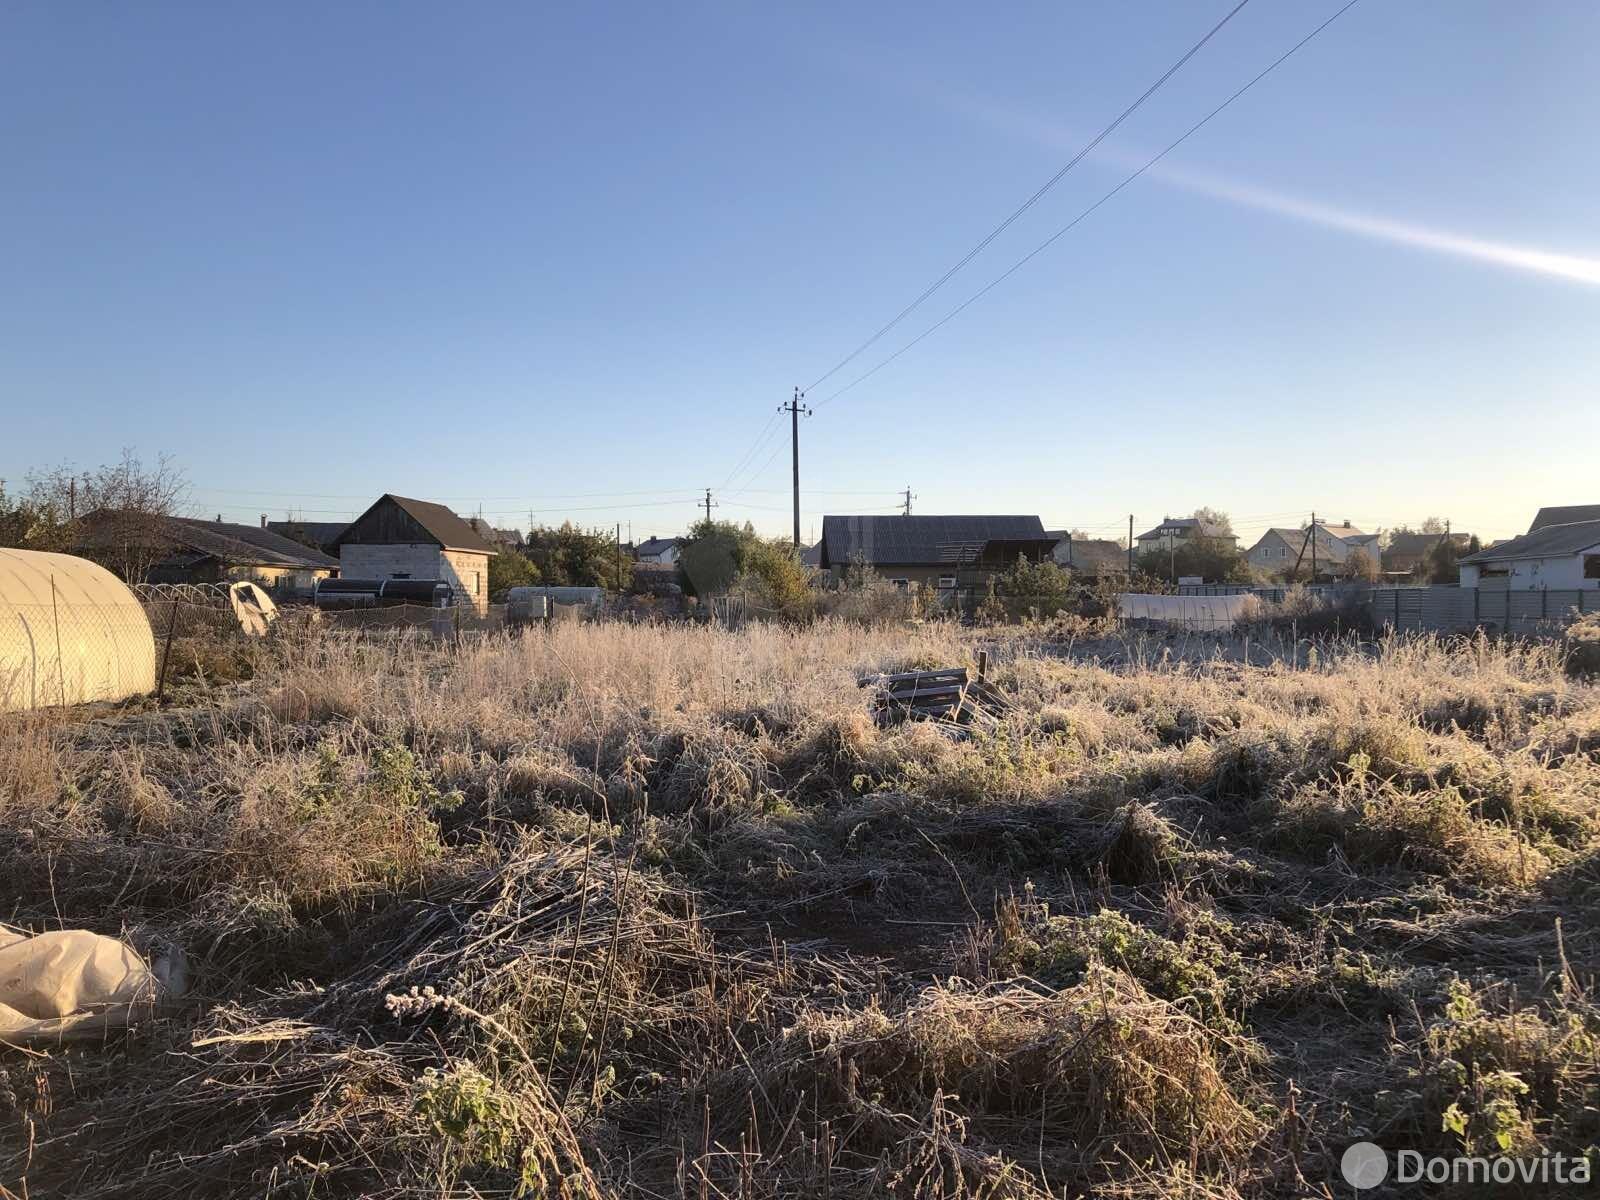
[3, 1, 1596, 548]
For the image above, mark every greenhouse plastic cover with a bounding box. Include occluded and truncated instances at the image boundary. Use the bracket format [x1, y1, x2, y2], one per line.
[0, 548, 157, 711]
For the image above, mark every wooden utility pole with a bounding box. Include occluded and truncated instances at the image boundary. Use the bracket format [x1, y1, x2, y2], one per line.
[1292, 523, 1313, 582]
[1128, 515, 1134, 574]
[702, 488, 718, 526]
[900, 486, 915, 517]
[779, 387, 811, 547]
[1310, 511, 1318, 582]
[615, 523, 623, 593]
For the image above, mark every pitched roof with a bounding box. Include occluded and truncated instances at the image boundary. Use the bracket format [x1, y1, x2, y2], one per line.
[1386, 531, 1470, 557]
[636, 536, 680, 556]
[1058, 537, 1128, 572]
[334, 494, 498, 555]
[1134, 517, 1234, 541]
[1461, 519, 1600, 564]
[167, 518, 339, 569]
[1249, 527, 1353, 563]
[820, 515, 1051, 568]
[1529, 505, 1600, 533]
[266, 520, 348, 549]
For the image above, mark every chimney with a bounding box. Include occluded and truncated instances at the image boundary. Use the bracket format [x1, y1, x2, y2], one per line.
[216, 513, 223, 523]
[260, 513, 268, 528]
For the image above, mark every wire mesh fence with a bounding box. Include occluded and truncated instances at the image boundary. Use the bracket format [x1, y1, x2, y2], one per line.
[1, 600, 157, 712]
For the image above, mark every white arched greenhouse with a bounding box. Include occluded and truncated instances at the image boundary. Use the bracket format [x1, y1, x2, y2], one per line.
[0, 549, 157, 712]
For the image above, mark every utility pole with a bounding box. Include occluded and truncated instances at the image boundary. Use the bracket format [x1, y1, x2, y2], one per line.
[616, 523, 623, 593]
[1128, 515, 1134, 575]
[779, 387, 811, 547]
[900, 486, 915, 517]
[1310, 511, 1318, 582]
[702, 488, 718, 526]
[69, 477, 76, 521]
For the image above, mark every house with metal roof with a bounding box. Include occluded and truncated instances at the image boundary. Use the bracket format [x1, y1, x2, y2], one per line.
[1459, 519, 1600, 591]
[818, 514, 1055, 591]
[332, 494, 499, 612]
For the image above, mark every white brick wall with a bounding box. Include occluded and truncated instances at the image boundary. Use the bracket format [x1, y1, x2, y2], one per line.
[337, 544, 491, 612]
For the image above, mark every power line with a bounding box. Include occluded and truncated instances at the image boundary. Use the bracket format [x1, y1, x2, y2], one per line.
[717, 410, 781, 492]
[816, 0, 1362, 409]
[804, 0, 1252, 393]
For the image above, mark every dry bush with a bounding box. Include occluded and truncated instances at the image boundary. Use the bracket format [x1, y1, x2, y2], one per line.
[765, 971, 1265, 1186]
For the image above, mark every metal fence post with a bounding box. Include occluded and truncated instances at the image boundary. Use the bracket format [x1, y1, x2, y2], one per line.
[50, 576, 67, 707]
[156, 594, 181, 705]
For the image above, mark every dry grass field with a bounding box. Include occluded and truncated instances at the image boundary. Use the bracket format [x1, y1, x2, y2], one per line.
[3, 616, 1599, 1197]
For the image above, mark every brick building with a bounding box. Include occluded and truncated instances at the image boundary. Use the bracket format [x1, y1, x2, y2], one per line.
[331, 494, 497, 612]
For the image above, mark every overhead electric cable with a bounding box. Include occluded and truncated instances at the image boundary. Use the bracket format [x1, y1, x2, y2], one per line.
[804, 0, 1252, 392]
[816, 0, 1361, 409]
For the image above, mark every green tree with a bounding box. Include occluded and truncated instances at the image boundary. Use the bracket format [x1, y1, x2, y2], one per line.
[1345, 547, 1379, 582]
[521, 523, 629, 590]
[1135, 536, 1249, 584]
[997, 557, 1074, 614]
[1427, 537, 1461, 584]
[677, 518, 814, 617]
[487, 549, 541, 599]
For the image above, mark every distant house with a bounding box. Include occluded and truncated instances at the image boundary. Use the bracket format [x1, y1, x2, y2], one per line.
[1133, 517, 1237, 555]
[818, 515, 1055, 591]
[1046, 532, 1128, 576]
[800, 542, 823, 569]
[1383, 531, 1473, 577]
[1528, 505, 1600, 533]
[464, 519, 524, 550]
[635, 536, 681, 566]
[1459, 520, 1600, 591]
[90, 515, 339, 592]
[331, 494, 498, 612]
[1245, 522, 1377, 579]
[266, 519, 349, 557]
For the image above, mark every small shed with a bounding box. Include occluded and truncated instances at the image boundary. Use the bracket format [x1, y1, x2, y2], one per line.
[0, 549, 157, 711]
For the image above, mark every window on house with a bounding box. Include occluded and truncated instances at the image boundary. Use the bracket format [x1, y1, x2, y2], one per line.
[938, 575, 957, 588]
[890, 578, 909, 591]
[474, 571, 481, 595]
[390, 572, 410, 579]
[1585, 556, 1600, 580]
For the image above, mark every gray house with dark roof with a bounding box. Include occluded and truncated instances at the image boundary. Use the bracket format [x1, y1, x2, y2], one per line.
[1459, 520, 1600, 591]
[818, 514, 1055, 590]
[332, 494, 498, 612]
